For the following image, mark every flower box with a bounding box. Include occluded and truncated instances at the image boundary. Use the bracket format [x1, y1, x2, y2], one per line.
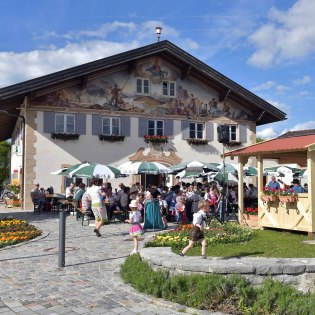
[98, 135, 125, 142]
[51, 133, 80, 141]
[186, 138, 208, 145]
[261, 195, 278, 202]
[278, 195, 296, 203]
[226, 141, 242, 147]
[144, 135, 168, 143]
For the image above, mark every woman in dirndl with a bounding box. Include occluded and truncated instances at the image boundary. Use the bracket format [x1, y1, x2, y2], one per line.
[125, 199, 144, 255]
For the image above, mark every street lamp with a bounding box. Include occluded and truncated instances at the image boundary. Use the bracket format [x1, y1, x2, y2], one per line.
[155, 26, 162, 42]
[0, 109, 25, 209]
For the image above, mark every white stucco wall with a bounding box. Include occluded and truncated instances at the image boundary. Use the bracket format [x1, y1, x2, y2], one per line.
[32, 111, 251, 193]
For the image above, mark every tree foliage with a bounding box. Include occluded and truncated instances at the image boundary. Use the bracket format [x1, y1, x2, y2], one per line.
[256, 136, 265, 143]
[0, 141, 10, 185]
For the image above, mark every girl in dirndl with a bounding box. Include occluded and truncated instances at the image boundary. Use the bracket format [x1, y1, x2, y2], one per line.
[125, 199, 144, 255]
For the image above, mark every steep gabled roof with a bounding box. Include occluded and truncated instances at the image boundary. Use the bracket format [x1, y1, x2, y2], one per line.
[0, 40, 286, 141]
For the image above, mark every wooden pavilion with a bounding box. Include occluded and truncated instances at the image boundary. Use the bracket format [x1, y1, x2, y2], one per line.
[225, 130, 315, 235]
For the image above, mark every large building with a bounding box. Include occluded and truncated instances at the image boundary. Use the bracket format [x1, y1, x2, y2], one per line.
[0, 40, 286, 209]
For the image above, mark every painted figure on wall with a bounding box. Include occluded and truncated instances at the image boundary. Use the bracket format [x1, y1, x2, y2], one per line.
[31, 57, 250, 121]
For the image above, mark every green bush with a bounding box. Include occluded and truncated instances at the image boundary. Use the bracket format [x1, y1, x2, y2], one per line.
[120, 255, 315, 314]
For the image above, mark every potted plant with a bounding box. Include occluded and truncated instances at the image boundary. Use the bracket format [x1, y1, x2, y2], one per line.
[144, 135, 168, 144]
[51, 133, 80, 140]
[244, 207, 258, 220]
[278, 188, 297, 203]
[226, 140, 242, 147]
[186, 138, 208, 145]
[261, 188, 278, 202]
[98, 134, 125, 142]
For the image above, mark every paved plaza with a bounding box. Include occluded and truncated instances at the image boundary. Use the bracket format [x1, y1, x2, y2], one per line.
[0, 206, 224, 315]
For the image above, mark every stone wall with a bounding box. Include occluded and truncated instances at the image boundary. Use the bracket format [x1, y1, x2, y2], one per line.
[140, 247, 315, 293]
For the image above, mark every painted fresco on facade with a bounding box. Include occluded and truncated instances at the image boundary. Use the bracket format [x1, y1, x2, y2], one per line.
[32, 57, 250, 120]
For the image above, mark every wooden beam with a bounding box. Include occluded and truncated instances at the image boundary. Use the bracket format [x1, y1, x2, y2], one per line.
[181, 65, 192, 80]
[80, 76, 88, 90]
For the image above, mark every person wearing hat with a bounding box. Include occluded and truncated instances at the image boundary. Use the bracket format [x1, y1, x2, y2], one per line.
[290, 179, 305, 194]
[125, 199, 144, 255]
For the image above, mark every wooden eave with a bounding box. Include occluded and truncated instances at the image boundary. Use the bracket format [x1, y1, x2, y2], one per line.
[0, 40, 286, 141]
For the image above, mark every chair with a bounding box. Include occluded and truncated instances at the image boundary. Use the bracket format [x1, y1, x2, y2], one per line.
[111, 209, 127, 223]
[33, 202, 41, 215]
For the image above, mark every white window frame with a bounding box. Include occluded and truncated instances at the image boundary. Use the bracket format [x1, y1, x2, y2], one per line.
[136, 78, 150, 95]
[189, 122, 204, 139]
[148, 119, 164, 136]
[102, 116, 121, 135]
[55, 113, 75, 134]
[227, 125, 238, 141]
[162, 80, 176, 97]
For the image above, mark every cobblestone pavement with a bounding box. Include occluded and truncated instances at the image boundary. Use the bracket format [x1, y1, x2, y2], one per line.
[0, 206, 225, 315]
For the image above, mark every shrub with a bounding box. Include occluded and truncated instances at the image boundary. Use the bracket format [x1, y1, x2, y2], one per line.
[120, 255, 315, 314]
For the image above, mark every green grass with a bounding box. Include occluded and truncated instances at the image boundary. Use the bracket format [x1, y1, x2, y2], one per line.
[180, 229, 315, 258]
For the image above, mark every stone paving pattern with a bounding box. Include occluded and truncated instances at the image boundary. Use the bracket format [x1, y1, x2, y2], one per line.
[0, 206, 225, 315]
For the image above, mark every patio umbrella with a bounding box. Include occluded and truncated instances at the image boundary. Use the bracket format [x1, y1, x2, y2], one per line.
[68, 163, 122, 178]
[175, 168, 208, 179]
[118, 161, 172, 175]
[50, 162, 90, 176]
[170, 161, 220, 173]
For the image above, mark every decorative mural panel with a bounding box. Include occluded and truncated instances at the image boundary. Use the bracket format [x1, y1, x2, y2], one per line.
[33, 57, 251, 121]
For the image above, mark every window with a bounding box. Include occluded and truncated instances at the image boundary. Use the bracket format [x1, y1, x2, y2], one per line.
[148, 120, 164, 136]
[162, 81, 176, 97]
[228, 125, 237, 141]
[55, 114, 75, 133]
[102, 117, 121, 135]
[189, 122, 204, 139]
[136, 78, 150, 94]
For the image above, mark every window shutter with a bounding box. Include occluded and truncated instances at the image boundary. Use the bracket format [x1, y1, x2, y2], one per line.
[121, 116, 131, 137]
[181, 120, 189, 139]
[92, 114, 102, 135]
[75, 113, 86, 135]
[43, 112, 55, 133]
[239, 125, 247, 143]
[164, 119, 174, 138]
[138, 117, 148, 137]
[205, 122, 214, 141]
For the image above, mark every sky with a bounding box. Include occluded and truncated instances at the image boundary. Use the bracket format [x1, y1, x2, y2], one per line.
[0, 0, 314, 139]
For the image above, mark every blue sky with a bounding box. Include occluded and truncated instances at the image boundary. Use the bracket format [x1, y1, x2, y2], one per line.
[0, 0, 314, 139]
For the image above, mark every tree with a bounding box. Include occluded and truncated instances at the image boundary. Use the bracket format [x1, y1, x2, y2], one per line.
[256, 136, 265, 143]
[0, 141, 10, 186]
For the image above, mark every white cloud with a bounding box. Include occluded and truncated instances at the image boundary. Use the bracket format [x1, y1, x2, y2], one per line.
[290, 121, 315, 131]
[275, 84, 289, 92]
[251, 80, 276, 91]
[266, 99, 290, 114]
[292, 75, 311, 85]
[257, 127, 278, 139]
[0, 40, 140, 87]
[248, 0, 315, 68]
[299, 91, 309, 96]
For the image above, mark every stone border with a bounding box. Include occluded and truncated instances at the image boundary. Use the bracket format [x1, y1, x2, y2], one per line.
[140, 247, 315, 293]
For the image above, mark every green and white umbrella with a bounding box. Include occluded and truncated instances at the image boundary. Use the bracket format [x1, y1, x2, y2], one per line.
[68, 163, 122, 178]
[171, 161, 220, 173]
[119, 161, 172, 175]
[50, 162, 90, 176]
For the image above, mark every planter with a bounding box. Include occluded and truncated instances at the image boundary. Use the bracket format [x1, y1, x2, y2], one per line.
[278, 195, 296, 203]
[98, 135, 125, 142]
[144, 135, 168, 144]
[226, 141, 242, 147]
[261, 195, 278, 202]
[249, 215, 258, 221]
[186, 138, 208, 145]
[51, 133, 80, 141]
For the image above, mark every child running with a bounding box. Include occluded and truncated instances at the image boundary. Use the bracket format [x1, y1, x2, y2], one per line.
[179, 200, 209, 259]
[125, 199, 144, 255]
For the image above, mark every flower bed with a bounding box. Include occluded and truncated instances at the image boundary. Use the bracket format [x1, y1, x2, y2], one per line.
[144, 221, 253, 249]
[144, 135, 168, 143]
[244, 207, 258, 215]
[98, 134, 125, 142]
[0, 218, 42, 248]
